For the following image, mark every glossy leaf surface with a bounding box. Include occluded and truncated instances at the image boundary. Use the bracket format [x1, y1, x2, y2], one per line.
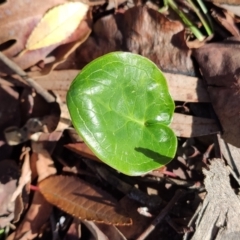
[67, 52, 177, 176]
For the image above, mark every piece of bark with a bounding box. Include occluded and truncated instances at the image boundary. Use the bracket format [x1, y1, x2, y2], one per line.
[218, 137, 240, 179]
[28, 70, 209, 103]
[164, 73, 210, 102]
[189, 158, 240, 240]
[170, 113, 220, 138]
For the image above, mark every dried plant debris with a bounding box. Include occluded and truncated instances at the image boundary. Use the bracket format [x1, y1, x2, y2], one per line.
[0, 0, 240, 238]
[187, 159, 240, 240]
[193, 38, 240, 147]
[38, 175, 132, 226]
[208, 0, 240, 17]
[0, 0, 91, 71]
[77, 6, 195, 76]
[24, 2, 89, 51]
[120, 6, 194, 75]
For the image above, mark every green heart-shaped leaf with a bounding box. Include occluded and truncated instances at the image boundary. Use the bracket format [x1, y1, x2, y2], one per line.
[67, 52, 177, 176]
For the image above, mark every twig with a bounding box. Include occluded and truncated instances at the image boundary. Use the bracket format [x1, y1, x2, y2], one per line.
[165, 177, 204, 190]
[203, 143, 214, 164]
[214, 133, 223, 159]
[136, 189, 185, 240]
[0, 51, 55, 103]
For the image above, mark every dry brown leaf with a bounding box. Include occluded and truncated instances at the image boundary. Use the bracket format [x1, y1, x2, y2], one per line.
[121, 6, 194, 75]
[13, 191, 53, 240]
[11, 148, 31, 202]
[13, 193, 25, 224]
[76, 7, 194, 75]
[0, 0, 91, 71]
[39, 175, 132, 226]
[211, 8, 240, 36]
[54, 97, 71, 131]
[13, 147, 57, 239]
[0, 0, 67, 71]
[34, 150, 57, 182]
[26, 2, 89, 51]
[193, 38, 240, 147]
[76, 14, 122, 68]
[38, 19, 91, 75]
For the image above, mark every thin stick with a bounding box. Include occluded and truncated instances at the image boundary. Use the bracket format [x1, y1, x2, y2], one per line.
[136, 189, 185, 240]
[0, 52, 55, 103]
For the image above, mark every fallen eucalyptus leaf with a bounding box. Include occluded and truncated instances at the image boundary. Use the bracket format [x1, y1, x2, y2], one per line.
[26, 2, 88, 50]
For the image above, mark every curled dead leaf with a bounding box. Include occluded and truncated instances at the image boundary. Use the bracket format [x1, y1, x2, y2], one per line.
[76, 6, 194, 75]
[13, 191, 53, 240]
[121, 6, 194, 75]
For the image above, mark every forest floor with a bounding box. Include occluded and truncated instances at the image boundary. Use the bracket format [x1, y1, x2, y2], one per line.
[0, 0, 240, 239]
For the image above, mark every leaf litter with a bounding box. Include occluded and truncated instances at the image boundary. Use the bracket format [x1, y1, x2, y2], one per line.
[0, 0, 240, 239]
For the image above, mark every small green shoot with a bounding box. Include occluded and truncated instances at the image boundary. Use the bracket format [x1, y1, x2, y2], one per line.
[160, 0, 213, 41]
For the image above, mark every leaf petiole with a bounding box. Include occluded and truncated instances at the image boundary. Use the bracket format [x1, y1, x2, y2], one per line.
[166, 0, 206, 41]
